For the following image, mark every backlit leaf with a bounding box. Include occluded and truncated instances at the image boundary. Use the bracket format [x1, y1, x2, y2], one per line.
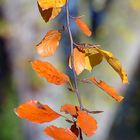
[38, 3, 61, 22]
[38, 0, 66, 10]
[15, 100, 60, 123]
[96, 48, 128, 84]
[36, 30, 61, 57]
[76, 111, 97, 137]
[31, 60, 69, 85]
[44, 125, 77, 140]
[77, 44, 128, 83]
[60, 104, 80, 117]
[89, 77, 124, 102]
[69, 48, 86, 75]
[75, 18, 92, 36]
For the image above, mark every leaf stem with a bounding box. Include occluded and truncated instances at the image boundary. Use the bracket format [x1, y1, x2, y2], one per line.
[66, 0, 84, 111]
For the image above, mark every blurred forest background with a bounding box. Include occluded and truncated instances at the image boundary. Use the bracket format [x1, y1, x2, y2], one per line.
[0, 0, 140, 140]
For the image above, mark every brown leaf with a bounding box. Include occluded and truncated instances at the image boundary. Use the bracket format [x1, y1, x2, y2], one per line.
[89, 77, 124, 102]
[36, 30, 61, 57]
[75, 18, 92, 36]
[69, 48, 86, 75]
[44, 125, 77, 140]
[70, 124, 79, 137]
[15, 100, 60, 123]
[38, 3, 61, 22]
[76, 111, 97, 137]
[31, 60, 69, 85]
[60, 104, 80, 117]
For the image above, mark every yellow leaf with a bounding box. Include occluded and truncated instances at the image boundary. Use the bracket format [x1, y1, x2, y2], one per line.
[36, 30, 61, 57]
[85, 53, 103, 71]
[96, 48, 128, 84]
[77, 44, 128, 84]
[38, 3, 61, 22]
[38, 0, 66, 10]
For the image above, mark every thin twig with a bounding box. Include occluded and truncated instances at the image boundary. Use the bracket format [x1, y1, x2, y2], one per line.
[66, 0, 84, 110]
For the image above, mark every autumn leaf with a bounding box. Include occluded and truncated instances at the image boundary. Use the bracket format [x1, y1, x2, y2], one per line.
[76, 44, 128, 83]
[60, 104, 80, 117]
[69, 47, 103, 75]
[70, 124, 79, 137]
[76, 111, 97, 137]
[15, 100, 60, 123]
[38, 0, 66, 10]
[36, 30, 61, 57]
[38, 3, 61, 22]
[44, 125, 77, 140]
[31, 60, 69, 85]
[75, 18, 92, 36]
[89, 77, 124, 102]
[96, 48, 128, 84]
[69, 48, 86, 75]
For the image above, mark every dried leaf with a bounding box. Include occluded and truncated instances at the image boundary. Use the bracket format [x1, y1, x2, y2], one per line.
[38, 3, 61, 22]
[76, 111, 97, 137]
[36, 30, 61, 57]
[31, 60, 69, 85]
[75, 18, 92, 36]
[69, 48, 86, 75]
[44, 125, 77, 140]
[70, 124, 79, 137]
[38, 0, 66, 10]
[89, 77, 124, 102]
[15, 100, 60, 123]
[60, 104, 80, 117]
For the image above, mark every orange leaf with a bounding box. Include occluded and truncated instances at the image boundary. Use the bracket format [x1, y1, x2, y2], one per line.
[89, 77, 124, 102]
[69, 48, 86, 75]
[76, 111, 97, 137]
[31, 60, 69, 85]
[75, 18, 92, 36]
[38, 3, 61, 22]
[36, 30, 61, 57]
[44, 125, 77, 140]
[60, 104, 80, 117]
[15, 100, 60, 123]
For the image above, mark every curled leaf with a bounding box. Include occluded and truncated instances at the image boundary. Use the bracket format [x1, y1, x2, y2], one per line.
[44, 125, 77, 140]
[75, 18, 92, 36]
[96, 48, 128, 84]
[38, 3, 61, 22]
[60, 104, 80, 117]
[69, 48, 86, 75]
[38, 0, 66, 10]
[77, 44, 128, 83]
[89, 77, 124, 102]
[76, 111, 97, 137]
[15, 100, 60, 123]
[31, 60, 69, 85]
[36, 30, 61, 57]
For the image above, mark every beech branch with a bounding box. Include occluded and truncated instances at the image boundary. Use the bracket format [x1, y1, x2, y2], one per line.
[66, 0, 83, 110]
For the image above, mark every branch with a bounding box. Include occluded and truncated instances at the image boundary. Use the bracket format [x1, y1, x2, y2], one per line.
[66, 0, 83, 110]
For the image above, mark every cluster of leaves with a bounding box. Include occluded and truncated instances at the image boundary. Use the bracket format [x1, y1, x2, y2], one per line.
[15, 0, 128, 140]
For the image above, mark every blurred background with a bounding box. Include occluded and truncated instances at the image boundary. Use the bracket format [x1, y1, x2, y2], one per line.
[0, 0, 140, 140]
